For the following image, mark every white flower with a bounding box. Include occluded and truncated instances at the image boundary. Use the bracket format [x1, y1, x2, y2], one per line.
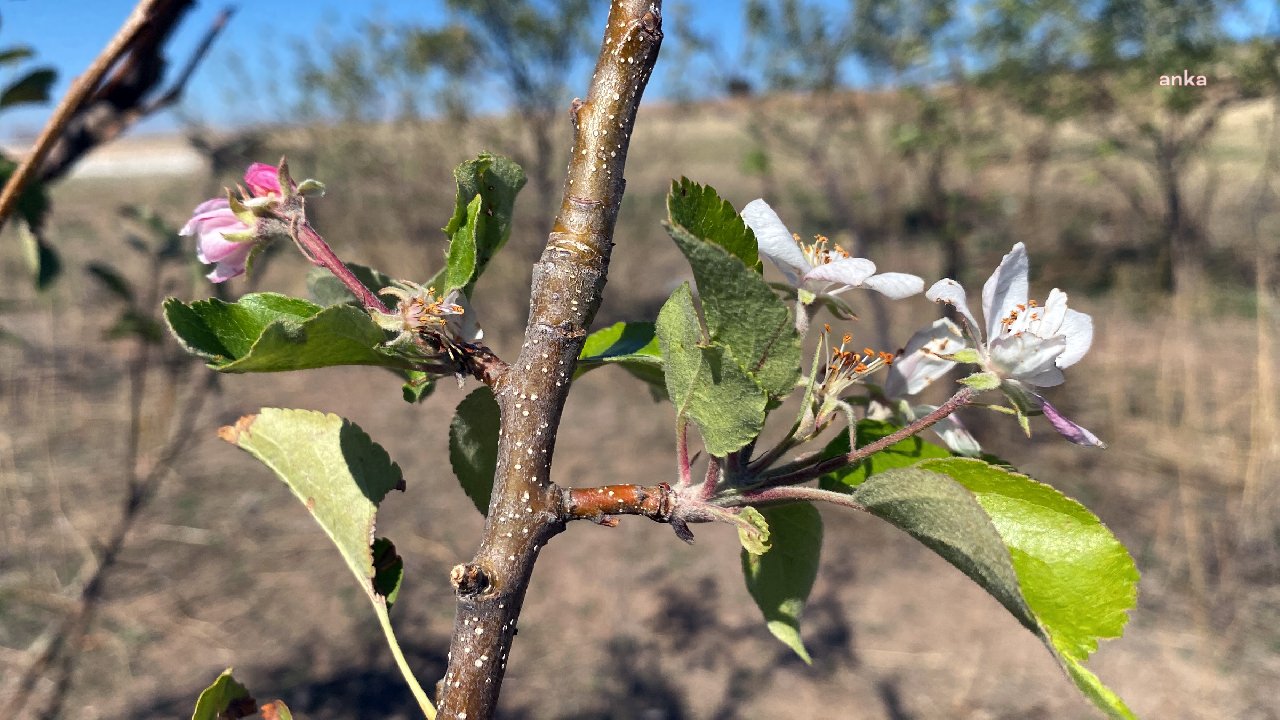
[741, 199, 924, 303]
[871, 318, 982, 456]
[925, 242, 1104, 448]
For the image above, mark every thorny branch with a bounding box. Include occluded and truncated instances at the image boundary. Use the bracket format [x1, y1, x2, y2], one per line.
[434, 2, 662, 717]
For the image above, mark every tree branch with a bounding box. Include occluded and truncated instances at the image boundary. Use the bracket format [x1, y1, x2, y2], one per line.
[0, 0, 205, 232]
[434, 3, 662, 718]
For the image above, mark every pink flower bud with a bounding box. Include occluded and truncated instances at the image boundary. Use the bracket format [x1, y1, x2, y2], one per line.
[180, 198, 255, 282]
[243, 162, 283, 197]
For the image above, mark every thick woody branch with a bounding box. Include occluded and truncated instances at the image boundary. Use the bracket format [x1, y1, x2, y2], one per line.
[435, 2, 662, 718]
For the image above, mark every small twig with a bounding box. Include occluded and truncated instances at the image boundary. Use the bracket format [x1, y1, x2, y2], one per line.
[723, 485, 870, 513]
[563, 483, 677, 524]
[761, 387, 976, 488]
[0, 0, 170, 233]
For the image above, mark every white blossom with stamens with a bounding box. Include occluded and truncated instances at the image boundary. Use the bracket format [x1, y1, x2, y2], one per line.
[741, 199, 924, 304]
[925, 243, 1103, 447]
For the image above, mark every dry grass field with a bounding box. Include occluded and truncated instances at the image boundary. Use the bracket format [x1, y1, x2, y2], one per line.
[1, 95, 1278, 718]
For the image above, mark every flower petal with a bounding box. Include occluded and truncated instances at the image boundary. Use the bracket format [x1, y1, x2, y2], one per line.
[989, 332, 1065, 386]
[741, 199, 808, 286]
[206, 256, 248, 283]
[859, 272, 924, 299]
[804, 257, 876, 289]
[1040, 397, 1106, 448]
[885, 318, 964, 398]
[1038, 288, 1068, 336]
[929, 411, 983, 456]
[243, 162, 282, 197]
[925, 278, 982, 344]
[982, 242, 1029, 342]
[1054, 308, 1093, 370]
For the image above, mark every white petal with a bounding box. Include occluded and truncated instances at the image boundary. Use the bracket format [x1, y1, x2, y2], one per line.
[1038, 288, 1068, 336]
[929, 413, 983, 456]
[804, 257, 876, 289]
[885, 318, 964, 398]
[1054, 309, 1093, 370]
[989, 333, 1065, 386]
[926, 278, 982, 343]
[741, 199, 807, 286]
[982, 243, 1029, 341]
[860, 272, 925, 299]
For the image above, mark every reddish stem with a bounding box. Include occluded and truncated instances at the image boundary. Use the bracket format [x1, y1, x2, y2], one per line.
[295, 220, 390, 314]
[762, 387, 976, 487]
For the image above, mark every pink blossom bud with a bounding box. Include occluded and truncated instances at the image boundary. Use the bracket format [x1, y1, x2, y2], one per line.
[180, 198, 255, 282]
[243, 162, 283, 197]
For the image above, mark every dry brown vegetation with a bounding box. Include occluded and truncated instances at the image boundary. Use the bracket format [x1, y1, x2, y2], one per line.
[1, 93, 1278, 718]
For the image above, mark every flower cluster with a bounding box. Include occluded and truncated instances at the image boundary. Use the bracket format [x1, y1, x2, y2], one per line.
[179, 162, 288, 283]
[742, 201, 1102, 450]
[925, 242, 1103, 447]
[373, 282, 483, 352]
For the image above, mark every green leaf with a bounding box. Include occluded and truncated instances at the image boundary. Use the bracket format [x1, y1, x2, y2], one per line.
[736, 506, 771, 555]
[742, 502, 822, 663]
[17, 221, 60, 290]
[0, 67, 55, 109]
[817, 419, 951, 491]
[0, 47, 36, 68]
[960, 370, 1001, 391]
[656, 284, 767, 457]
[307, 264, 395, 306]
[221, 409, 433, 717]
[665, 184, 799, 397]
[163, 293, 406, 373]
[847, 459, 1137, 720]
[371, 537, 404, 610]
[575, 321, 666, 399]
[667, 177, 759, 267]
[449, 386, 500, 515]
[0, 155, 49, 227]
[400, 370, 436, 404]
[86, 262, 135, 303]
[444, 193, 483, 292]
[191, 668, 255, 720]
[438, 153, 527, 295]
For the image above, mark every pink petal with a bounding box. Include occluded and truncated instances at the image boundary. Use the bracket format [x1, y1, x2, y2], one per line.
[243, 162, 282, 197]
[1040, 397, 1106, 448]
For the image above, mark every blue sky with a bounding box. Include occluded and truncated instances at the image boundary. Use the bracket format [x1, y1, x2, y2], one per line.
[0, 0, 753, 140]
[1, 0, 1275, 141]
